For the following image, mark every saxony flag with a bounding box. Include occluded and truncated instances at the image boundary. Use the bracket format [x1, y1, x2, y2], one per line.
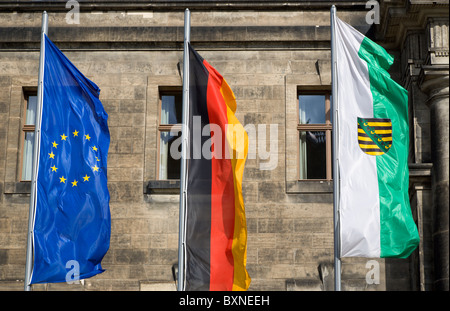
[334, 16, 419, 258]
[185, 44, 251, 290]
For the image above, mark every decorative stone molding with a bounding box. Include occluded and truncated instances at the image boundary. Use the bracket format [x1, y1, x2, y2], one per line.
[427, 17, 450, 65]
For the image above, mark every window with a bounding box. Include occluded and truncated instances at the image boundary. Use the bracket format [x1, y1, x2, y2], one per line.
[158, 90, 182, 180]
[20, 92, 37, 181]
[298, 92, 332, 180]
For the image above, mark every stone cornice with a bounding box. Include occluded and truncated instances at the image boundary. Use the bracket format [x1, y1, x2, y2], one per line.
[408, 163, 432, 198]
[0, 0, 369, 12]
[378, 0, 449, 49]
[0, 24, 372, 51]
[0, 25, 337, 50]
[419, 64, 450, 102]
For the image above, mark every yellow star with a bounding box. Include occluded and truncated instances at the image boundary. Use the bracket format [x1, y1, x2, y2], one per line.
[73, 130, 79, 137]
[95, 156, 100, 162]
[51, 165, 57, 172]
[85, 134, 91, 141]
[59, 176, 66, 183]
[92, 165, 99, 172]
[61, 133, 68, 141]
[83, 174, 90, 182]
[92, 146, 98, 152]
[71, 180, 78, 187]
[52, 141, 58, 148]
[48, 151, 55, 159]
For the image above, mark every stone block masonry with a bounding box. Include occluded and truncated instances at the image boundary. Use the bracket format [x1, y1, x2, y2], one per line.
[1, 1, 445, 291]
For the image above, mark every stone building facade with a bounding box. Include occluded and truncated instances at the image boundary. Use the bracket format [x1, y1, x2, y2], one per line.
[0, 0, 448, 291]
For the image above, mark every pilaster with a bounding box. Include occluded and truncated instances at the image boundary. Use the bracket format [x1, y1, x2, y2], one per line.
[419, 16, 449, 291]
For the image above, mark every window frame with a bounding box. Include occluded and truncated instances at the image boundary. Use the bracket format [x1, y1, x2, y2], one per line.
[19, 89, 37, 182]
[297, 91, 333, 181]
[157, 87, 182, 180]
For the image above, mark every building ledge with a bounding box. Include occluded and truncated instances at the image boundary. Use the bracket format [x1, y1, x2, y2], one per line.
[286, 180, 333, 194]
[0, 1, 369, 12]
[409, 163, 432, 190]
[146, 180, 180, 194]
[140, 281, 176, 291]
[409, 162, 432, 178]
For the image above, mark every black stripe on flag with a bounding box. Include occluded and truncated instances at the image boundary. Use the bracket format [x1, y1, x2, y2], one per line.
[185, 44, 212, 291]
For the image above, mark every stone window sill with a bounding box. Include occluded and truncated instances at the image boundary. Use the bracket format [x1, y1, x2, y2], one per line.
[4, 181, 31, 194]
[146, 180, 180, 194]
[286, 180, 333, 194]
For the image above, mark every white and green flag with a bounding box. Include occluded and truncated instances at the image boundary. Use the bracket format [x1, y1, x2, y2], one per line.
[334, 16, 419, 258]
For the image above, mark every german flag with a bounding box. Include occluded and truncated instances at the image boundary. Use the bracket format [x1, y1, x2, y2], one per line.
[185, 44, 251, 291]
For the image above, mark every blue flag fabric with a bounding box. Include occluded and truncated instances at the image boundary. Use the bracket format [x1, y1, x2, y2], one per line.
[30, 35, 111, 284]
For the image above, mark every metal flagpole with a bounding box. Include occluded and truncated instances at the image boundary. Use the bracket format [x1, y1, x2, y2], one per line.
[177, 8, 190, 292]
[24, 11, 48, 291]
[330, 5, 342, 291]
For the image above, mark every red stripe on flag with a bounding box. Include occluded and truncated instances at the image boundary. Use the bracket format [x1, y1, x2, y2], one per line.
[203, 60, 236, 291]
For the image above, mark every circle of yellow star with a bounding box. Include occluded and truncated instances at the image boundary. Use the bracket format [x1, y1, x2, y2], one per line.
[59, 176, 66, 183]
[85, 134, 91, 141]
[60, 133, 68, 141]
[52, 141, 58, 148]
[51, 165, 58, 172]
[71, 180, 78, 187]
[48, 151, 55, 159]
[73, 130, 79, 137]
[83, 174, 90, 182]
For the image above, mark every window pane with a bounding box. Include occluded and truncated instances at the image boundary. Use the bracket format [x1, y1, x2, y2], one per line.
[22, 132, 35, 180]
[161, 94, 182, 125]
[159, 131, 181, 179]
[299, 130, 326, 179]
[299, 95, 325, 124]
[26, 95, 37, 125]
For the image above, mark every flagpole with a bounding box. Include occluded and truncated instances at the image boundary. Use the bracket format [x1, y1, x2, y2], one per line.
[24, 11, 48, 291]
[330, 5, 342, 291]
[177, 8, 190, 292]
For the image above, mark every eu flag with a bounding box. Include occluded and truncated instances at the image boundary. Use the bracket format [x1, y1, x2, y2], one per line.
[30, 35, 111, 284]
